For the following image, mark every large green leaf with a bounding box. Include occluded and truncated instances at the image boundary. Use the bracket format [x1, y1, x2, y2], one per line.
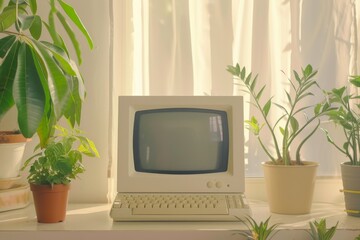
[43, 20, 70, 57]
[47, 8, 63, 49]
[29, 39, 70, 120]
[69, 59, 85, 101]
[58, 0, 93, 50]
[29, 15, 42, 40]
[56, 11, 82, 64]
[40, 41, 76, 76]
[0, 40, 19, 119]
[36, 105, 56, 147]
[28, 0, 37, 14]
[0, 5, 16, 31]
[17, 15, 35, 31]
[0, 35, 16, 58]
[13, 42, 46, 137]
[62, 75, 82, 127]
[36, 42, 85, 122]
[32, 53, 55, 147]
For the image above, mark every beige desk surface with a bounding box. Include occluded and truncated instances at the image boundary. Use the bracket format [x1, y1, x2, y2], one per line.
[0, 200, 359, 240]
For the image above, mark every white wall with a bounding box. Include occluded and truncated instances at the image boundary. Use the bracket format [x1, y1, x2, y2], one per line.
[66, 0, 111, 203]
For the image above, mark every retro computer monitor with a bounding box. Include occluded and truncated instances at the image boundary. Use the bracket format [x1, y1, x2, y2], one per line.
[116, 96, 245, 194]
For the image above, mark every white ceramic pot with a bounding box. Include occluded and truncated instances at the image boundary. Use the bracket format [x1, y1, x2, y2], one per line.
[0, 142, 27, 178]
[0, 132, 29, 179]
[262, 161, 318, 214]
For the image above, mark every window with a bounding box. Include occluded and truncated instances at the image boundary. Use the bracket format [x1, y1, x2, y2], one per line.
[112, 0, 360, 181]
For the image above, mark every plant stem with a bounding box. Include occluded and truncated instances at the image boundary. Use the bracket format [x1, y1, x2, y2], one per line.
[295, 120, 320, 164]
[247, 84, 282, 162]
[282, 94, 299, 165]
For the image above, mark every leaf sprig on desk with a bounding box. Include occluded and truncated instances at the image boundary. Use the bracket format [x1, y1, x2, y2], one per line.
[308, 219, 338, 240]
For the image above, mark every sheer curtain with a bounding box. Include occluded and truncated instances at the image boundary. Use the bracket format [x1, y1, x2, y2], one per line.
[111, 0, 359, 178]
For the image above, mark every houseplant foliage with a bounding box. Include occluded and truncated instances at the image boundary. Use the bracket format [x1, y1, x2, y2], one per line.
[0, 0, 93, 147]
[227, 64, 332, 214]
[227, 64, 331, 165]
[323, 76, 360, 166]
[22, 125, 99, 185]
[308, 219, 338, 240]
[237, 216, 278, 240]
[323, 76, 360, 217]
[21, 125, 98, 223]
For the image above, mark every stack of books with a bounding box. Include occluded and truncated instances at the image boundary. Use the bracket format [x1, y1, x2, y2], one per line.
[0, 177, 30, 212]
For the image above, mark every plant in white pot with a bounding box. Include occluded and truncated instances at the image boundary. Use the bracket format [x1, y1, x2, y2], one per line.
[0, 130, 29, 187]
[227, 64, 332, 214]
[0, 0, 93, 180]
[323, 76, 360, 217]
[22, 125, 99, 223]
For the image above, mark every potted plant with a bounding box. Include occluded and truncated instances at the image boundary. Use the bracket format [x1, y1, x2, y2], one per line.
[227, 64, 332, 214]
[22, 125, 99, 223]
[0, 0, 93, 180]
[308, 218, 338, 240]
[323, 76, 360, 217]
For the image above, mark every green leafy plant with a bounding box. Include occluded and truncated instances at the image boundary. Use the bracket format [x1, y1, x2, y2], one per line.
[237, 216, 278, 240]
[323, 76, 360, 165]
[22, 125, 99, 185]
[308, 219, 338, 240]
[0, 0, 93, 146]
[227, 64, 332, 165]
[355, 234, 360, 240]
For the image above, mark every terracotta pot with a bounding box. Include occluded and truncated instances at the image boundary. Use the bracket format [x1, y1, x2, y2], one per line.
[341, 162, 360, 217]
[30, 184, 70, 223]
[0, 131, 30, 179]
[262, 161, 318, 214]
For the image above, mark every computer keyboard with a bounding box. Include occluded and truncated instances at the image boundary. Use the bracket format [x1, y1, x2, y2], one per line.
[110, 193, 251, 221]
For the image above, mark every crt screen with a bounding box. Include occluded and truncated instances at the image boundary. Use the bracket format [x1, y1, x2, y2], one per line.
[133, 108, 229, 174]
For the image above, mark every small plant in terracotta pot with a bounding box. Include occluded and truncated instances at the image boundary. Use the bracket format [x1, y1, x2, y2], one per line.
[22, 125, 99, 223]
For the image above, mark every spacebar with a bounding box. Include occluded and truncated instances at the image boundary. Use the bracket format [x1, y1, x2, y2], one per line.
[132, 207, 228, 215]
